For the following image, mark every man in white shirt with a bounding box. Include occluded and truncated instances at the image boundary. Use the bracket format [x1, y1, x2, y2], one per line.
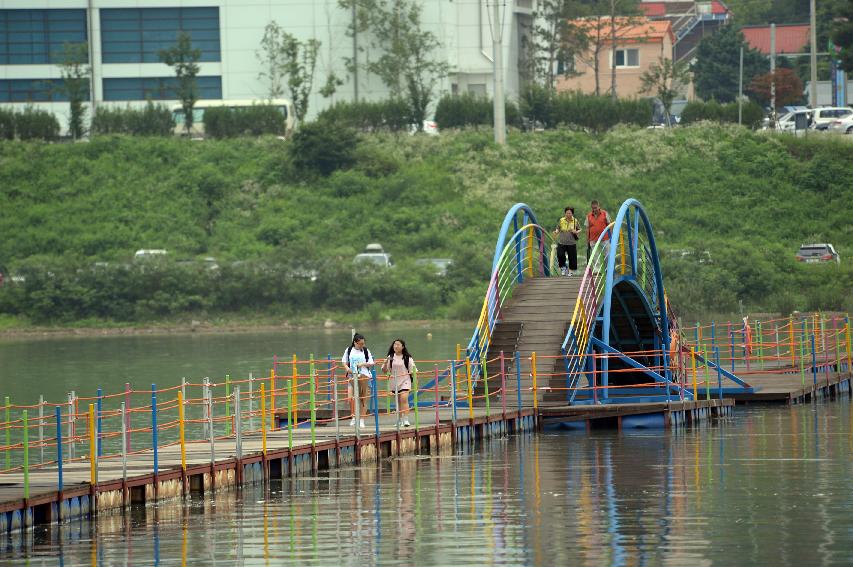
[342, 333, 375, 428]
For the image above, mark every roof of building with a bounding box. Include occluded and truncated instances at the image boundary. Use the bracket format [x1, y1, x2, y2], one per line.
[742, 24, 810, 54]
[569, 17, 675, 44]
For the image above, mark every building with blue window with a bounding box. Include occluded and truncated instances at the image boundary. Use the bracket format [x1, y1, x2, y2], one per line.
[0, 1, 534, 134]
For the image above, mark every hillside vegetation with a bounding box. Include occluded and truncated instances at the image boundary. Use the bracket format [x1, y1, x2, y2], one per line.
[0, 125, 851, 326]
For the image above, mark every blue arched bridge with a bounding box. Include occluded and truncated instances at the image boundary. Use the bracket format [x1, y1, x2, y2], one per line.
[462, 198, 751, 406]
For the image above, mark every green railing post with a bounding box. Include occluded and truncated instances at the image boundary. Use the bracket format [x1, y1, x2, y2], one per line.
[413, 369, 420, 430]
[22, 409, 29, 499]
[4, 396, 9, 470]
[225, 375, 231, 436]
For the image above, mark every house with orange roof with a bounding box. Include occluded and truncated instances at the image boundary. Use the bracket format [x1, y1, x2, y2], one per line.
[556, 17, 679, 98]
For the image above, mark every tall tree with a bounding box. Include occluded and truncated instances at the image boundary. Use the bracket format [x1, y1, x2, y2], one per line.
[692, 25, 767, 103]
[256, 22, 288, 100]
[54, 42, 90, 140]
[533, 0, 586, 90]
[281, 34, 320, 123]
[159, 32, 201, 134]
[607, 0, 643, 99]
[339, 0, 448, 130]
[639, 56, 691, 125]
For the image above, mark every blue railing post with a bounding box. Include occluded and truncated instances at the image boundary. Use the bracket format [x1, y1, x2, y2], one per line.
[515, 351, 522, 410]
[711, 321, 716, 353]
[96, 387, 103, 457]
[714, 347, 723, 400]
[151, 384, 158, 476]
[810, 334, 817, 387]
[371, 368, 380, 438]
[729, 329, 735, 373]
[55, 406, 63, 491]
[450, 360, 458, 422]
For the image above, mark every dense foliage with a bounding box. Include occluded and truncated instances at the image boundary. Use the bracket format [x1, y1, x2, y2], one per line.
[0, 107, 60, 141]
[433, 93, 521, 130]
[90, 102, 175, 136]
[316, 99, 411, 133]
[518, 87, 654, 132]
[0, 125, 851, 325]
[679, 100, 764, 129]
[203, 105, 287, 138]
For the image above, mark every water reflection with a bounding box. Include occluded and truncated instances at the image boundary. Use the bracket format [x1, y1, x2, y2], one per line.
[2, 401, 851, 566]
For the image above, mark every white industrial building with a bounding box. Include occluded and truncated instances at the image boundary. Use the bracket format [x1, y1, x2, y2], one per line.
[0, 0, 535, 130]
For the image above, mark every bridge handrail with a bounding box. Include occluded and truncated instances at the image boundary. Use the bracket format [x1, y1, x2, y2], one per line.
[465, 221, 557, 386]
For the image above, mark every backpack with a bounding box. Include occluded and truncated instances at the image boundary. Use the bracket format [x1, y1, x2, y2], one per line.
[345, 345, 371, 375]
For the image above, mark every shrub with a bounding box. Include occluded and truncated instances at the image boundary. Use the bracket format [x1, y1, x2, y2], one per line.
[316, 99, 410, 133]
[12, 106, 60, 141]
[680, 99, 764, 129]
[289, 121, 358, 176]
[433, 93, 521, 130]
[0, 107, 16, 140]
[203, 104, 286, 138]
[91, 102, 175, 136]
[549, 92, 653, 133]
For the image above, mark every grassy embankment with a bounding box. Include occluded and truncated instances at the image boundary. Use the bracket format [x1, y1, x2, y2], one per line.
[0, 124, 851, 331]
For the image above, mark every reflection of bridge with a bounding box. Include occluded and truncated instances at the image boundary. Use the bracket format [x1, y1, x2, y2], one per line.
[463, 200, 852, 409]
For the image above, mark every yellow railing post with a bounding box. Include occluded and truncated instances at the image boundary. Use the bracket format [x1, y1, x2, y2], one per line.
[291, 354, 298, 427]
[619, 230, 626, 275]
[260, 383, 267, 455]
[531, 352, 538, 411]
[846, 315, 851, 371]
[527, 226, 534, 277]
[269, 369, 276, 431]
[178, 391, 186, 472]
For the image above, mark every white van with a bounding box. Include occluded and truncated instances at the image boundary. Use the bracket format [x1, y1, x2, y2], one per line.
[134, 249, 168, 261]
[171, 99, 296, 138]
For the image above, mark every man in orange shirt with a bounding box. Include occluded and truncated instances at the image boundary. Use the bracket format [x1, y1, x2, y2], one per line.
[585, 200, 611, 263]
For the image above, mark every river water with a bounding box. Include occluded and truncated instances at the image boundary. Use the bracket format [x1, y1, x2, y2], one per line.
[1, 331, 852, 565]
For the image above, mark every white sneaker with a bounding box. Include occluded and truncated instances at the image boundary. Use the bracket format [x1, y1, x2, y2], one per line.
[567, 271, 573, 277]
[560, 267, 567, 276]
[359, 419, 366, 428]
[348, 418, 355, 426]
[403, 419, 411, 427]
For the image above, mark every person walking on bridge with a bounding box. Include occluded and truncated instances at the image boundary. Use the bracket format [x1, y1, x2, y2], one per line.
[382, 339, 417, 427]
[554, 206, 581, 276]
[585, 200, 611, 264]
[342, 333, 374, 428]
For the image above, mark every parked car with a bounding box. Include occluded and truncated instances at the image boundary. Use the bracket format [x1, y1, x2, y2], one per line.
[774, 109, 812, 132]
[354, 243, 393, 268]
[795, 243, 840, 264]
[810, 107, 853, 130]
[827, 115, 853, 135]
[134, 249, 168, 261]
[415, 258, 453, 276]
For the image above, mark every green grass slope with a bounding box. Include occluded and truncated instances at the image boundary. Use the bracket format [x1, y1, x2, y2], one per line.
[0, 124, 850, 324]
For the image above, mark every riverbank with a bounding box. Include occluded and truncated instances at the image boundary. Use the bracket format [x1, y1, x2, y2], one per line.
[0, 314, 471, 340]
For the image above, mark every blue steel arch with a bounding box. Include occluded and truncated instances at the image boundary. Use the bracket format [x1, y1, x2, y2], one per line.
[600, 198, 670, 390]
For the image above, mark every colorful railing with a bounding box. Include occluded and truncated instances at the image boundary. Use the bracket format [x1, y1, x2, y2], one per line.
[561, 199, 667, 403]
[465, 202, 557, 387]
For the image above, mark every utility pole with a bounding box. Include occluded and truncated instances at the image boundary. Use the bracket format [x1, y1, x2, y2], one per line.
[491, 0, 506, 145]
[770, 23, 776, 125]
[809, 0, 818, 107]
[738, 46, 743, 125]
[352, 2, 359, 102]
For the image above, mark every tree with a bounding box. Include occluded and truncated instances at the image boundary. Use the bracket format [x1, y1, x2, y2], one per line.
[533, 0, 586, 91]
[639, 56, 691, 125]
[281, 34, 320, 123]
[159, 32, 201, 134]
[692, 25, 767, 103]
[256, 22, 321, 122]
[607, 0, 644, 99]
[339, 0, 449, 130]
[54, 42, 90, 140]
[256, 22, 288, 99]
[748, 68, 805, 108]
[831, 0, 853, 72]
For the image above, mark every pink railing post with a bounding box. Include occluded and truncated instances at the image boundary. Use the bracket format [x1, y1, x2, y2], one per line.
[500, 351, 507, 420]
[124, 382, 131, 451]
